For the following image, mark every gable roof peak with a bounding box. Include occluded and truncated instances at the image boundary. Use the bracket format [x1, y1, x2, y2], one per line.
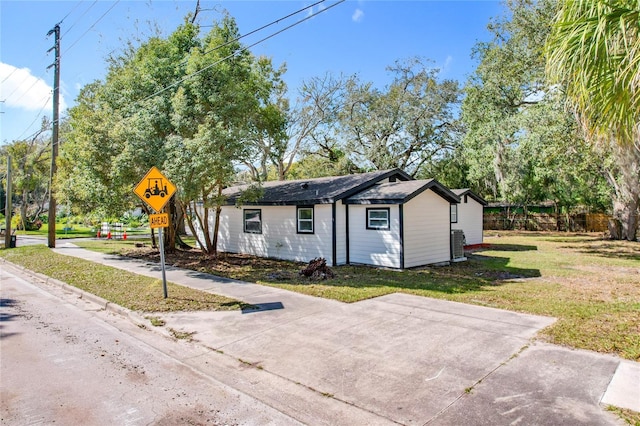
[224, 168, 412, 205]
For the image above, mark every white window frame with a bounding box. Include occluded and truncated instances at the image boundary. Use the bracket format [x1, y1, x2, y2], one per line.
[451, 204, 458, 223]
[367, 208, 390, 230]
[297, 206, 314, 234]
[243, 209, 262, 234]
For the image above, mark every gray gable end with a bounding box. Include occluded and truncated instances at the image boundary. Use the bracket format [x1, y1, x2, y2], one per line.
[346, 179, 460, 205]
[452, 189, 488, 206]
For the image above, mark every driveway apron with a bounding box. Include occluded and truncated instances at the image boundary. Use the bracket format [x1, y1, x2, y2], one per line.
[52, 243, 631, 425]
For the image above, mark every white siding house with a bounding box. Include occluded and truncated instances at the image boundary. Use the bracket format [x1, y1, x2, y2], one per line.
[347, 204, 402, 268]
[403, 189, 452, 267]
[215, 204, 334, 262]
[451, 189, 488, 246]
[345, 179, 459, 268]
[196, 169, 462, 268]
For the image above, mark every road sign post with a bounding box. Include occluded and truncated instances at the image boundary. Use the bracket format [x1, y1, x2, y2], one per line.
[134, 167, 176, 299]
[158, 227, 168, 299]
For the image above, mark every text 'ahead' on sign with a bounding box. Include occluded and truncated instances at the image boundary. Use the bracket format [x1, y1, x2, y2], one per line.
[133, 167, 176, 212]
[149, 213, 169, 229]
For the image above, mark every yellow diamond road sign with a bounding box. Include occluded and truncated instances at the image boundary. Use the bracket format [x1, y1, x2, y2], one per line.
[134, 167, 176, 212]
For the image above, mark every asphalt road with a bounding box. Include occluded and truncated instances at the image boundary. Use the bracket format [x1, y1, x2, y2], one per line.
[2, 242, 635, 425]
[0, 266, 301, 426]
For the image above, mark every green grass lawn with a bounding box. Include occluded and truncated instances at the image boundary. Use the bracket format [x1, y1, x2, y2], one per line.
[3, 233, 638, 424]
[3, 232, 640, 362]
[0, 244, 247, 313]
[77, 232, 640, 362]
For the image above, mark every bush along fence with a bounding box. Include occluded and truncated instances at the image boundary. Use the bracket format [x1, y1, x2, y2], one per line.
[483, 207, 610, 232]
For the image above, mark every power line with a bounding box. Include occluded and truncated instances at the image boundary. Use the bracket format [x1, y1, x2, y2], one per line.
[139, 0, 345, 105]
[5, 0, 343, 144]
[1, 67, 20, 84]
[197, 0, 325, 55]
[58, 0, 84, 27]
[5, 1, 113, 138]
[13, 96, 51, 142]
[0, 132, 53, 174]
[61, 0, 98, 39]
[6, 77, 41, 107]
[66, 0, 120, 53]
[1, 1, 82, 102]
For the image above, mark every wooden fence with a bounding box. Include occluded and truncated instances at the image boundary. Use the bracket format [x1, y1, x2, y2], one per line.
[483, 212, 610, 232]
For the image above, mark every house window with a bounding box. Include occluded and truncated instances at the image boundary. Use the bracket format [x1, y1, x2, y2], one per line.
[451, 204, 458, 223]
[243, 209, 262, 234]
[464, 194, 468, 203]
[367, 208, 390, 230]
[297, 206, 314, 234]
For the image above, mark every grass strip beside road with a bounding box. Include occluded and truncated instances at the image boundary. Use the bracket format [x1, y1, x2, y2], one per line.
[76, 233, 640, 361]
[0, 245, 247, 313]
[8, 234, 640, 361]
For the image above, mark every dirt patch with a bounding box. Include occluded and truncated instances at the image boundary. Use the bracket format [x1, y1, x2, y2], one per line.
[122, 246, 302, 281]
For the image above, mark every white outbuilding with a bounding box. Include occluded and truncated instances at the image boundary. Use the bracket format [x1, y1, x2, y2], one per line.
[451, 189, 488, 246]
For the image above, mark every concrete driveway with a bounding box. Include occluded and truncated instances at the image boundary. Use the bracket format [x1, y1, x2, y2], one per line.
[50, 243, 635, 425]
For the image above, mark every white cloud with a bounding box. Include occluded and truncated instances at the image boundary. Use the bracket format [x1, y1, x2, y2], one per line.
[352, 8, 364, 23]
[0, 62, 67, 112]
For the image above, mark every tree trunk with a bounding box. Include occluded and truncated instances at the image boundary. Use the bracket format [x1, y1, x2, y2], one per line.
[165, 199, 176, 253]
[20, 194, 28, 231]
[180, 201, 201, 249]
[141, 204, 157, 248]
[610, 143, 640, 241]
[202, 206, 211, 253]
[201, 192, 214, 254]
[211, 185, 223, 257]
[188, 200, 209, 254]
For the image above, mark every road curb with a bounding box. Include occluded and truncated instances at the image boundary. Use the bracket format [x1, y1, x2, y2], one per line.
[0, 257, 148, 328]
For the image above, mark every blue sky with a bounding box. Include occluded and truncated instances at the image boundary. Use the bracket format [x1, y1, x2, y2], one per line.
[0, 0, 504, 144]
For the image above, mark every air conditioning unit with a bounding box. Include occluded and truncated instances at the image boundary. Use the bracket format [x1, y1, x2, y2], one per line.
[451, 229, 467, 262]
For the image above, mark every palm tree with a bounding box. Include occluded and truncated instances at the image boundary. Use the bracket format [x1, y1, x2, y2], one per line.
[546, 0, 639, 144]
[546, 0, 640, 241]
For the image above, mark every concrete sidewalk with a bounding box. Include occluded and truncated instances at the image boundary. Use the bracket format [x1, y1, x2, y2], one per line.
[52, 242, 638, 424]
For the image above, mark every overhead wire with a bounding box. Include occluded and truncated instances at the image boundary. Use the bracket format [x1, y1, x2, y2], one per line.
[61, 0, 97, 38]
[0, 132, 52, 176]
[13, 96, 52, 142]
[5, 0, 342, 143]
[58, 0, 84, 28]
[193, 0, 326, 63]
[65, 0, 121, 53]
[139, 0, 345, 105]
[4, 77, 41, 108]
[1, 66, 20, 84]
[4, 0, 115, 142]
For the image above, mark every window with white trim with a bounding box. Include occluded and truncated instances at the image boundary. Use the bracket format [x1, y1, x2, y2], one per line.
[243, 209, 262, 234]
[367, 208, 390, 230]
[297, 206, 314, 234]
[450, 204, 458, 223]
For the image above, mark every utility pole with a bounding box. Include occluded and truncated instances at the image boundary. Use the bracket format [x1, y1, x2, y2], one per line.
[47, 24, 60, 248]
[4, 156, 12, 249]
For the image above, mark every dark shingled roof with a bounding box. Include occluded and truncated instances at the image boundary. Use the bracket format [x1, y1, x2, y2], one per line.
[346, 179, 460, 205]
[452, 189, 488, 206]
[223, 169, 412, 205]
